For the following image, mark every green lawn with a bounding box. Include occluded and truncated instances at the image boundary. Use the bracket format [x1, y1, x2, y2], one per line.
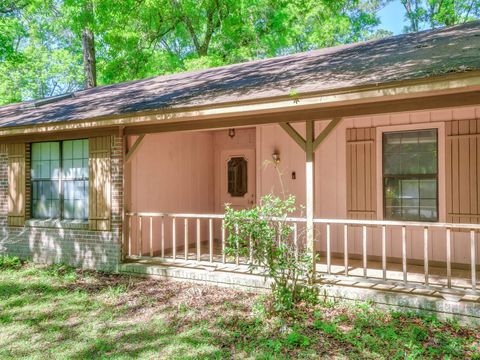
[0, 261, 479, 359]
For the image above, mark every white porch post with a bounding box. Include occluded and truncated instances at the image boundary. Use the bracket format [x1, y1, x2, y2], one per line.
[305, 120, 315, 273]
[280, 118, 342, 279]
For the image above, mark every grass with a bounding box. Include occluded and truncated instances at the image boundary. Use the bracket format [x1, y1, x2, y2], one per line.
[0, 259, 479, 359]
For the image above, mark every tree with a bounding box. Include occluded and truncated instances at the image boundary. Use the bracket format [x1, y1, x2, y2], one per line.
[401, 0, 480, 32]
[81, 0, 97, 88]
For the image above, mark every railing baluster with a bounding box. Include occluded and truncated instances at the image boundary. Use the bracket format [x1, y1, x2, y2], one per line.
[128, 215, 132, 257]
[382, 225, 386, 281]
[344, 224, 348, 276]
[326, 223, 331, 275]
[149, 217, 153, 257]
[222, 220, 226, 264]
[424, 227, 429, 286]
[362, 225, 367, 278]
[471, 230, 477, 291]
[402, 226, 407, 284]
[293, 223, 298, 261]
[235, 224, 239, 266]
[138, 216, 143, 257]
[446, 228, 451, 288]
[196, 218, 201, 261]
[209, 218, 213, 263]
[172, 217, 176, 260]
[249, 235, 253, 264]
[184, 218, 189, 261]
[161, 216, 165, 258]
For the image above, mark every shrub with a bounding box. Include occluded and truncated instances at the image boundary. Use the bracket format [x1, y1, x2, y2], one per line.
[0, 255, 22, 270]
[224, 194, 317, 313]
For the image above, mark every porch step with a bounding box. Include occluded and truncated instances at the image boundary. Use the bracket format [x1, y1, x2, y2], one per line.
[118, 260, 480, 326]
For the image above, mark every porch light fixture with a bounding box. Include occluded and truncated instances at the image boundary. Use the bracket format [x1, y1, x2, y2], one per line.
[228, 128, 236, 138]
[272, 152, 280, 165]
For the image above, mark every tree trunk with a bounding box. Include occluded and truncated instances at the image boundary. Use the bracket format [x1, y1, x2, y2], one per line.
[82, 28, 97, 88]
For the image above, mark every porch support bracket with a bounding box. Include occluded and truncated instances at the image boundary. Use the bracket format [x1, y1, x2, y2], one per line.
[125, 134, 145, 164]
[279, 123, 306, 151]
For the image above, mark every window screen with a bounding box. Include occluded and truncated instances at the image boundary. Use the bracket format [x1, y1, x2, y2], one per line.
[383, 129, 438, 221]
[30, 139, 89, 220]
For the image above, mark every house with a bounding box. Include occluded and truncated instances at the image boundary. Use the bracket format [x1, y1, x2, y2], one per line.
[1, 21, 480, 317]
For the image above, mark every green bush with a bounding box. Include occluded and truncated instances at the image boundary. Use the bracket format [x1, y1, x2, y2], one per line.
[0, 255, 22, 270]
[224, 194, 317, 313]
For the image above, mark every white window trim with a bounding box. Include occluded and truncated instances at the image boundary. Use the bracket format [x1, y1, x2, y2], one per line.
[375, 122, 446, 222]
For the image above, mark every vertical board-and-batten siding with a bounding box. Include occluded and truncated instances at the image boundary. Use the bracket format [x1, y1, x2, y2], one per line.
[346, 127, 376, 219]
[7, 143, 25, 226]
[446, 119, 480, 224]
[89, 136, 112, 231]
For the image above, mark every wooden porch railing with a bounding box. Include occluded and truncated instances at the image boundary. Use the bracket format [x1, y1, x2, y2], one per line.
[124, 212, 480, 294]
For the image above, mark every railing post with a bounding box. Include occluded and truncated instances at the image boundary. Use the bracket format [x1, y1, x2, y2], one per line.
[235, 224, 239, 266]
[344, 224, 348, 276]
[222, 220, 226, 264]
[362, 225, 367, 278]
[446, 227, 451, 288]
[471, 230, 477, 291]
[149, 217, 153, 257]
[196, 218, 201, 261]
[209, 218, 213, 263]
[293, 223, 299, 261]
[184, 218, 189, 261]
[382, 225, 386, 281]
[161, 216, 165, 258]
[172, 218, 176, 260]
[424, 227, 429, 286]
[326, 223, 331, 275]
[127, 215, 132, 257]
[138, 216, 143, 257]
[402, 226, 407, 284]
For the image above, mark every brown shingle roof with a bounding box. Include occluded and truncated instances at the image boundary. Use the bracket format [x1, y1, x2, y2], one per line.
[1, 20, 479, 128]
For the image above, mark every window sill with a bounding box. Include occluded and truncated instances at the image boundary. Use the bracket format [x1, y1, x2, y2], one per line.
[25, 219, 89, 230]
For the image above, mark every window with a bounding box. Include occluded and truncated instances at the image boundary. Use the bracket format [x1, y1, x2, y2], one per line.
[383, 129, 438, 221]
[227, 157, 248, 197]
[31, 139, 89, 220]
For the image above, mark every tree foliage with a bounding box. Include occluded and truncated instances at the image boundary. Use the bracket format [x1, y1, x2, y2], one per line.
[0, 0, 478, 106]
[401, 0, 479, 32]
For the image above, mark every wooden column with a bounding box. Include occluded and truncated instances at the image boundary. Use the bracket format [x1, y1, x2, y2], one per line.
[305, 121, 315, 271]
[280, 118, 342, 278]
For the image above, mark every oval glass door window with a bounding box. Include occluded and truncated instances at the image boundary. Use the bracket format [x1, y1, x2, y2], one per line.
[227, 157, 248, 197]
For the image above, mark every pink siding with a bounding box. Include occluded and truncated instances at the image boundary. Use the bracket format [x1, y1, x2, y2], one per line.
[257, 106, 480, 265]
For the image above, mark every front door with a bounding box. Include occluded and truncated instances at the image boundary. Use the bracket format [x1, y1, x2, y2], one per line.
[220, 149, 256, 210]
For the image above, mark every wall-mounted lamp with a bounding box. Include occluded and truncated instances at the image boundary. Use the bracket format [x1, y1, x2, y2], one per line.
[272, 152, 280, 165]
[228, 128, 236, 139]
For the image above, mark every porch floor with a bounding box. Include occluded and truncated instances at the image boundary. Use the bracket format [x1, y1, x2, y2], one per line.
[129, 240, 479, 295]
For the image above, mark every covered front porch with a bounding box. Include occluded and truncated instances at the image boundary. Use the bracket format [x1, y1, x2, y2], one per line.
[121, 103, 480, 300]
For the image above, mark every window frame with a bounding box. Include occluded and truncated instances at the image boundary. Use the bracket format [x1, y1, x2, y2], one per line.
[30, 139, 89, 221]
[382, 128, 439, 222]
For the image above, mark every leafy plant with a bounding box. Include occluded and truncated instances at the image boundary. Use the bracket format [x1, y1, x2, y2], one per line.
[224, 194, 317, 313]
[0, 255, 22, 270]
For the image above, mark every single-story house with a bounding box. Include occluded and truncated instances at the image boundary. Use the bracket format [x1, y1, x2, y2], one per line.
[1, 20, 480, 308]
